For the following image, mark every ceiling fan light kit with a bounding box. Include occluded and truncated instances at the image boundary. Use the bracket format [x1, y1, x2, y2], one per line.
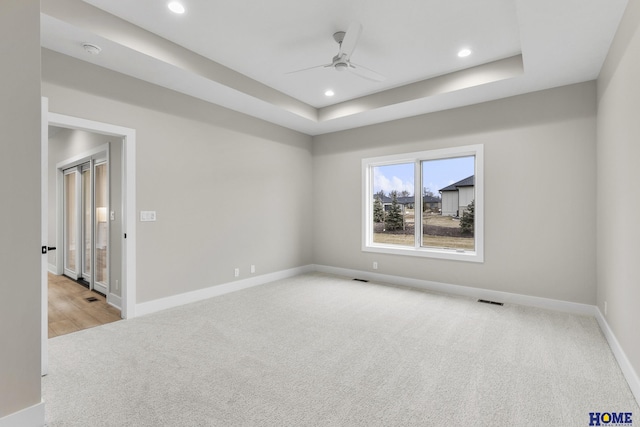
[335, 62, 348, 71]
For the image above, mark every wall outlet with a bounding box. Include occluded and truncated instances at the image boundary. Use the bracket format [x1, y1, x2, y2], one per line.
[234, 268, 239, 278]
[604, 301, 608, 316]
[250, 265, 256, 274]
[373, 261, 378, 270]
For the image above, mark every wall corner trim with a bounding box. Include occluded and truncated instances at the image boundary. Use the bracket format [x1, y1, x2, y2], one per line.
[0, 401, 45, 427]
[134, 265, 315, 317]
[595, 307, 640, 406]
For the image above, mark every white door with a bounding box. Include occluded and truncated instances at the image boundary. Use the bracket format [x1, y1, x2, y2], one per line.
[61, 159, 109, 295]
[63, 167, 81, 280]
[81, 164, 92, 283]
[93, 161, 109, 295]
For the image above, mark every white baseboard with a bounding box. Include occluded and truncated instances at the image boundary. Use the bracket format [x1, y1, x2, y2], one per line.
[314, 264, 640, 407]
[313, 264, 596, 316]
[108, 293, 122, 311]
[136, 263, 595, 318]
[0, 401, 45, 427]
[129, 262, 638, 408]
[47, 263, 57, 275]
[595, 307, 640, 405]
[135, 265, 315, 317]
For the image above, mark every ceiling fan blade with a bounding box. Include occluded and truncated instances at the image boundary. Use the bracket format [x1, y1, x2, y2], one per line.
[285, 63, 333, 75]
[347, 62, 386, 82]
[339, 21, 362, 59]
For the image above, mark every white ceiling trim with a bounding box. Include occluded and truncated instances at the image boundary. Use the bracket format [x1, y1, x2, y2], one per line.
[40, 0, 628, 136]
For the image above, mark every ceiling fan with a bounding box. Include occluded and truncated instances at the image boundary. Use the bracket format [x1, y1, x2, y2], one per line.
[287, 22, 386, 82]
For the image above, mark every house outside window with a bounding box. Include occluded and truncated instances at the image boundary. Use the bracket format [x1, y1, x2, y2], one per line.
[440, 175, 474, 217]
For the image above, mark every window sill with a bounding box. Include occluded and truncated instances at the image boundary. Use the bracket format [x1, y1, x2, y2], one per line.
[362, 243, 483, 263]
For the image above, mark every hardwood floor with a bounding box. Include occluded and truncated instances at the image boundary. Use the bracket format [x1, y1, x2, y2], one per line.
[48, 273, 121, 338]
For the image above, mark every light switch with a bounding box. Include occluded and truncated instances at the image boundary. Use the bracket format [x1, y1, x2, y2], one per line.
[110, 211, 115, 221]
[140, 211, 156, 222]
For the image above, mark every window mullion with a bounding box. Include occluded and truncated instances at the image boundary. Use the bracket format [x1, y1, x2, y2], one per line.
[366, 164, 373, 248]
[415, 159, 421, 249]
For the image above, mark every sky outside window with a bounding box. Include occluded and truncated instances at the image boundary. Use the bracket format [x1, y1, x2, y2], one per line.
[422, 156, 474, 195]
[373, 156, 474, 196]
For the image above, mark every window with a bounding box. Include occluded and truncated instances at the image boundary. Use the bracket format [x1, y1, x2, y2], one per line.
[362, 144, 483, 262]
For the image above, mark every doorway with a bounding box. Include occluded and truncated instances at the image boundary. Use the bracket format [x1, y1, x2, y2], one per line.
[42, 101, 137, 375]
[49, 133, 120, 336]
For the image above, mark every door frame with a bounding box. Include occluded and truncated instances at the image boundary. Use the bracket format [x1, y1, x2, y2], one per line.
[42, 98, 137, 375]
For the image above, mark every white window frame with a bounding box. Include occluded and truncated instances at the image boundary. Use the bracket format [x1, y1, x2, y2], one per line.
[362, 144, 484, 263]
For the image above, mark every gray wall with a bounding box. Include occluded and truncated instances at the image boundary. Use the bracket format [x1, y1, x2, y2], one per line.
[0, 0, 42, 420]
[42, 49, 314, 304]
[0, 3, 634, 422]
[597, 0, 640, 390]
[48, 128, 123, 299]
[43, 46, 598, 308]
[313, 82, 597, 304]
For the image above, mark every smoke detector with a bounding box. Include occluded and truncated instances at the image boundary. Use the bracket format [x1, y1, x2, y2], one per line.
[82, 43, 102, 55]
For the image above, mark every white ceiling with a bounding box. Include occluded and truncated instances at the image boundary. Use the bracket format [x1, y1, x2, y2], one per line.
[40, 0, 628, 136]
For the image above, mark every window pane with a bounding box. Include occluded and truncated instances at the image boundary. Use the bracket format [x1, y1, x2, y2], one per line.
[64, 171, 77, 272]
[95, 163, 108, 285]
[82, 168, 91, 277]
[422, 156, 475, 251]
[372, 163, 415, 247]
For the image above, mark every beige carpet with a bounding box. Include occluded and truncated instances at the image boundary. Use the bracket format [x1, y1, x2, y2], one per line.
[43, 273, 638, 426]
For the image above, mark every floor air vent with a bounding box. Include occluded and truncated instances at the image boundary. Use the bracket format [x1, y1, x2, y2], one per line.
[352, 278, 369, 283]
[85, 297, 99, 302]
[478, 299, 504, 306]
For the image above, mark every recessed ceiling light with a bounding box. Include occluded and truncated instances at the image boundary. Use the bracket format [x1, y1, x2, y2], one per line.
[458, 48, 472, 58]
[168, 1, 185, 14]
[324, 89, 335, 97]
